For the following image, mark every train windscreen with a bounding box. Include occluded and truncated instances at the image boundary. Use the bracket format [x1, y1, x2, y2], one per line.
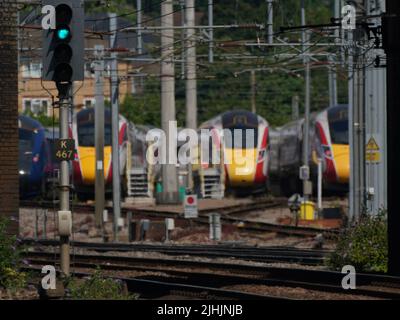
[77, 109, 112, 147]
[328, 106, 348, 145]
[78, 123, 112, 146]
[222, 111, 258, 149]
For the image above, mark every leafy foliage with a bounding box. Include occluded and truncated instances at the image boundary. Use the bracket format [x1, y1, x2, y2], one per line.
[120, 80, 162, 127]
[0, 217, 27, 290]
[23, 110, 59, 127]
[66, 269, 137, 300]
[85, 0, 137, 23]
[87, 1, 348, 128]
[328, 211, 388, 273]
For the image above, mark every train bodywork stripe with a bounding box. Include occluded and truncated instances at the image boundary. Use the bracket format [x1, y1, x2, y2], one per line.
[255, 126, 269, 184]
[331, 144, 349, 184]
[224, 148, 257, 186]
[316, 122, 337, 183]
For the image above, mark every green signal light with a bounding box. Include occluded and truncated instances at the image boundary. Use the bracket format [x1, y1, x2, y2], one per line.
[57, 28, 70, 40]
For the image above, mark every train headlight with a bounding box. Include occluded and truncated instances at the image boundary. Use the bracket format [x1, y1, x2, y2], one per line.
[19, 170, 25, 175]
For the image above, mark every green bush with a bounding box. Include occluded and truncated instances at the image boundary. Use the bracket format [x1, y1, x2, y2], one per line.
[66, 269, 137, 300]
[328, 211, 388, 273]
[0, 217, 27, 290]
[22, 110, 58, 127]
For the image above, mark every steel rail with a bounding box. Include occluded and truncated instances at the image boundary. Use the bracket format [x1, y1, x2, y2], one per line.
[23, 251, 400, 299]
[21, 239, 329, 265]
[24, 265, 284, 300]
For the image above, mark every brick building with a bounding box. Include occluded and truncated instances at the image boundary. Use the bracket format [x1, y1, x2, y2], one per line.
[0, 0, 19, 235]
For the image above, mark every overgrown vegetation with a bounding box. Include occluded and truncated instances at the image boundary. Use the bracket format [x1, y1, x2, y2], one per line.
[328, 211, 388, 273]
[66, 269, 137, 300]
[0, 217, 27, 291]
[22, 110, 59, 127]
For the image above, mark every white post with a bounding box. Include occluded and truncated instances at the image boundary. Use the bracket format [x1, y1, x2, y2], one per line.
[317, 158, 323, 214]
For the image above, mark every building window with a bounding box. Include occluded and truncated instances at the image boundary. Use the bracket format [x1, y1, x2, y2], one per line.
[22, 98, 51, 116]
[83, 98, 95, 108]
[21, 62, 42, 78]
[84, 62, 94, 78]
[22, 99, 31, 113]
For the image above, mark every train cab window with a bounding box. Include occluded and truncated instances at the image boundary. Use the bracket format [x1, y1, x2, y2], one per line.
[328, 107, 349, 145]
[78, 123, 112, 147]
[222, 111, 259, 149]
[223, 128, 258, 149]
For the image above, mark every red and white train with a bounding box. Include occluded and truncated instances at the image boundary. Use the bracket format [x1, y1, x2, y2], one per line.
[70, 108, 129, 200]
[197, 110, 270, 193]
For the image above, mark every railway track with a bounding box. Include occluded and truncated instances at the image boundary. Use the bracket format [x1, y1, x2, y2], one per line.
[20, 198, 340, 238]
[21, 238, 330, 265]
[25, 265, 278, 300]
[23, 250, 400, 299]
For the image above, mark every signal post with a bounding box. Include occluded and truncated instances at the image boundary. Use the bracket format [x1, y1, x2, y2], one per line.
[42, 0, 84, 276]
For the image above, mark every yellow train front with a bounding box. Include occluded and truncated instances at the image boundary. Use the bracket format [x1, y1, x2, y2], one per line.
[199, 110, 270, 193]
[311, 104, 349, 193]
[71, 108, 128, 200]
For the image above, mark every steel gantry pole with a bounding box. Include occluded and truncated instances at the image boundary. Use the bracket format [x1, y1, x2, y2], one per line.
[267, 0, 273, 44]
[94, 45, 105, 232]
[208, 0, 214, 63]
[59, 90, 71, 276]
[364, 0, 387, 215]
[292, 95, 300, 120]
[109, 13, 121, 241]
[328, 54, 338, 107]
[348, 29, 355, 223]
[185, 0, 197, 130]
[185, 0, 197, 190]
[353, 31, 366, 223]
[385, 0, 400, 275]
[250, 70, 256, 113]
[160, 0, 180, 204]
[136, 0, 143, 55]
[301, 0, 312, 201]
[180, 0, 186, 78]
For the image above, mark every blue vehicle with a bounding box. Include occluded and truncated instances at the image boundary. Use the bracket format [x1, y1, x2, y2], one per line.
[19, 116, 53, 199]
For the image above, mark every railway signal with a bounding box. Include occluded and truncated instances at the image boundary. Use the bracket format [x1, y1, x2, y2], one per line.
[42, 0, 84, 86]
[41, 0, 84, 277]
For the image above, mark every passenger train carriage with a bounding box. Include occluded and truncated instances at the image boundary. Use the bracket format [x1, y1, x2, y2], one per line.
[19, 116, 53, 199]
[198, 110, 270, 193]
[310, 104, 349, 192]
[270, 104, 349, 196]
[274, 119, 304, 196]
[71, 108, 129, 200]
